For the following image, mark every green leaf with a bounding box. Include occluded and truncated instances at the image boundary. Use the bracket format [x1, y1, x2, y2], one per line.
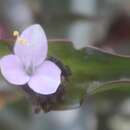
[87, 80, 130, 95]
[1, 39, 130, 111]
[48, 40, 130, 110]
[0, 40, 11, 56]
[0, 40, 12, 58]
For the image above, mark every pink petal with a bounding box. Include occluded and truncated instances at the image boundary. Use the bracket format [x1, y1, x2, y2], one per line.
[14, 24, 48, 68]
[0, 55, 30, 85]
[28, 60, 61, 95]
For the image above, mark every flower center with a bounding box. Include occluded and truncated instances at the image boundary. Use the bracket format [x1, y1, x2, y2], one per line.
[26, 66, 33, 76]
[24, 63, 35, 76]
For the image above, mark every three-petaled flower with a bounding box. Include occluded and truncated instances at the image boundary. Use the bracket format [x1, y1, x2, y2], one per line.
[0, 24, 61, 95]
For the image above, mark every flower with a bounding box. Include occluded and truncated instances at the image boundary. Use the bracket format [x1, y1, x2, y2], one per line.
[0, 24, 61, 95]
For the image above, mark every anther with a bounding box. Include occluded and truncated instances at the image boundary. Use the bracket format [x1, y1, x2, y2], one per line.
[13, 30, 19, 37]
[13, 30, 28, 45]
[18, 38, 27, 44]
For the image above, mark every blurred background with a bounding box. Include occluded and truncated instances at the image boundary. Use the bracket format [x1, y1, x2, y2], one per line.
[1, 0, 130, 130]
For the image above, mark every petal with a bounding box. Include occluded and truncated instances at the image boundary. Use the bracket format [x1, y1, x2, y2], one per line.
[0, 55, 30, 85]
[14, 24, 48, 68]
[28, 60, 61, 95]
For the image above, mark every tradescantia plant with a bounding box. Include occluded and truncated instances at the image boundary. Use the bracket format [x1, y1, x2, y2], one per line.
[0, 24, 130, 112]
[0, 24, 70, 112]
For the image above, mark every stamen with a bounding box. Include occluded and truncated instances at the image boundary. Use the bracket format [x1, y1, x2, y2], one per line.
[18, 38, 27, 44]
[13, 30, 28, 45]
[13, 30, 19, 37]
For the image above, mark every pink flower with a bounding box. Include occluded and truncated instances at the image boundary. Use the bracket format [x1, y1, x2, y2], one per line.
[0, 24, 61, 95]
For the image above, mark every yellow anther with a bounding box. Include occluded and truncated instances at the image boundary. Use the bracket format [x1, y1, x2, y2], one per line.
[13, 30, 28, 45]
[17, 37, 27, 45]
[13, 30, 19, 37]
